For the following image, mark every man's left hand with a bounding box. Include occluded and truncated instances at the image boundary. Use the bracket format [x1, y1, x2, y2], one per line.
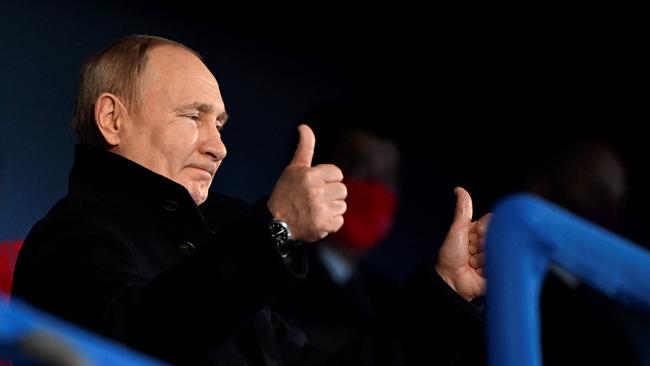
[435, 187, 490, 301]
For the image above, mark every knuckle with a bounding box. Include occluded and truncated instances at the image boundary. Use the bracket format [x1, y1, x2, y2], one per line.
[307, 186, 322, 201]
[313, 201, 326, 215]
[303, 169, 318, 183]
[316, 219, 329, 233]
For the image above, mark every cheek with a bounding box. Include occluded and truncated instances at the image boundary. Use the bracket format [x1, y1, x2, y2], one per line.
[158, 123, 200, 160]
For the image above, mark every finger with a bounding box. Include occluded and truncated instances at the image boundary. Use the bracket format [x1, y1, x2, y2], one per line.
[469, 232, 485, 253]
[329, 215, 344, 233]
[476, 268, 485, 277]
[289, 124, 315, 167]
[325, 182, 347, 200]
[469, 214, 491, 252]
[470, 239, 486, 254]
[329, 200, 347, 216]
[315, 164, 344, 182]
[451, 187, 473, 227]
[473, 213, 492, 237]
[469, 252, 485, 269]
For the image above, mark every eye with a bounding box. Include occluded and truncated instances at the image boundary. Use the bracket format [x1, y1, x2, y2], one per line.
[216, 122, 224, 131]
[180, 113, 201, 122]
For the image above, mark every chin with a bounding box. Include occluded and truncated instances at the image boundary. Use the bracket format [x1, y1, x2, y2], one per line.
[186, 186, 209, 205]
[182, 179, 211, 205]
[192, 191, 209, 205]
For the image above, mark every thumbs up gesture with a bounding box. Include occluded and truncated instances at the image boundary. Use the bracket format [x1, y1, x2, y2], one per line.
[267, 125, 347, 243]
[435, 187, 490, 301]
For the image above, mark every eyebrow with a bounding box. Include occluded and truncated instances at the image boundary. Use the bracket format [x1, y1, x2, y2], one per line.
[175, 102, 230, 125]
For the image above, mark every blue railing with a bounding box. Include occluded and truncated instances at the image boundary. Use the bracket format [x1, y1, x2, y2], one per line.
[0, 292, 166, 365]
[486, 193, 650, 366]
[4, 193, 649, 365]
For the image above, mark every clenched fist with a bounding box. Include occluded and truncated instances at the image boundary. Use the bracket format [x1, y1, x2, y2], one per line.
[267, 125, 347, 243]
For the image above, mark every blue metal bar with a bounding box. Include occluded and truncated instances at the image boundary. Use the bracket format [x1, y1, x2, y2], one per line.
[486, 193, 650, 366]
[0, 293, 166, 366]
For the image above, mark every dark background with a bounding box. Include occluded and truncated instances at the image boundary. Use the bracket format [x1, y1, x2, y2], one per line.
[1, 3, 647, 276]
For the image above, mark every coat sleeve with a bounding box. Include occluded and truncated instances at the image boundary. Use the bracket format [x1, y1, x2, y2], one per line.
[386, 258, 486, 366]
[269, 258, 485, 366]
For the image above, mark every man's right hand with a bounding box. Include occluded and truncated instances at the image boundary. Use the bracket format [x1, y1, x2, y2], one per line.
[267, 124, 347, 243]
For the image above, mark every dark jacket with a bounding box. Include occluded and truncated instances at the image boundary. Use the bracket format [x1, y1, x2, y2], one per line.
[13, 145, 484, 365]
[272, 247, 486, 366]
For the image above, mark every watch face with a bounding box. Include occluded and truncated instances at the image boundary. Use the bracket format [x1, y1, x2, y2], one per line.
[269, 219, 292, 242]
[269, 219, 296, 257]
[270, 222, 289, 241]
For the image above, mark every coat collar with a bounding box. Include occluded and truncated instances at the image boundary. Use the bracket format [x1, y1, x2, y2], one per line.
[69, 144, 206, 226]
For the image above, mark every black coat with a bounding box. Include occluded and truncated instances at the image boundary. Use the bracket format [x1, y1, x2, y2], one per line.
[13, 145, 484, 365]
[271, 247, 486, 366]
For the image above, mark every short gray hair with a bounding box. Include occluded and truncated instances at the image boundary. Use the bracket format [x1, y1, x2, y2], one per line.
[71, 35, 200, 148]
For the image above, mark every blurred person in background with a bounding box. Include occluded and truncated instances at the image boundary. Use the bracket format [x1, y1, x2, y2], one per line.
[528, 139, 647, 365]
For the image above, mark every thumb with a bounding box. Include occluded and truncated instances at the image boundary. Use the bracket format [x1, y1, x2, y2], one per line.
[290, 124, 315, 167]
[452, 187, 473, 226]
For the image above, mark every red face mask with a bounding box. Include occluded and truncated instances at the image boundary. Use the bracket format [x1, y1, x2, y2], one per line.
[334, 178, 398, 251]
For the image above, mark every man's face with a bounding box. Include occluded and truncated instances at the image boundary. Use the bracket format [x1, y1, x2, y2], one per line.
[113, 45, 227, 205]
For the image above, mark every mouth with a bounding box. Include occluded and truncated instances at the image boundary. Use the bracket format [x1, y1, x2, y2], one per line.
[188, 164, 217, 178]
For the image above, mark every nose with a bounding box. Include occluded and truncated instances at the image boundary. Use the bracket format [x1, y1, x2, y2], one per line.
[199, 124, 227, 161]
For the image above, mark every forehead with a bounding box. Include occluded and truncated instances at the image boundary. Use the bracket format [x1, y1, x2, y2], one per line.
[143, 45, 223, 108]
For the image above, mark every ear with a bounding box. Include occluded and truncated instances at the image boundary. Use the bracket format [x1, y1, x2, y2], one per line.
[94, 93, 126, 146]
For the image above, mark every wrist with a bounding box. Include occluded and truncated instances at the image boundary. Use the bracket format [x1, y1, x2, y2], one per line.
[268, 218, 300, 257]
[434, 262, 475, 301]
[434, 262, 458, 292]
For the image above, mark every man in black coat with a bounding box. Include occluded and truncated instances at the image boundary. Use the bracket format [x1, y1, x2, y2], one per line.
[13, 35, 489, 365]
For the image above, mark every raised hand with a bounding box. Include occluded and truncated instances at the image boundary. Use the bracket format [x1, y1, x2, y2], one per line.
[435, 187, 490, 301]
[267, 124, 347, 243]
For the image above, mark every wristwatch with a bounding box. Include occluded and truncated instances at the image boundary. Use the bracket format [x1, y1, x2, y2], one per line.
[268, 218, 297, 257]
